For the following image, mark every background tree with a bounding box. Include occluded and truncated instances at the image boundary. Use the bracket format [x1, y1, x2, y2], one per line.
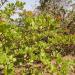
[0, 0, 8, 7]
[39, 0, 75, 34]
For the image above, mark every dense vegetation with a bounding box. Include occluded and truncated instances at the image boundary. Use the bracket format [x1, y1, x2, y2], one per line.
[0, 0, 75, 75]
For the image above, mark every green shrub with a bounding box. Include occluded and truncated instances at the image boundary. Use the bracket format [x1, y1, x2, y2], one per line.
[0, 1, 75, 75]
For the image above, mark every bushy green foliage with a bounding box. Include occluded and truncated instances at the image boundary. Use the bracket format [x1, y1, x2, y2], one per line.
[0, 1, 75, 75]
